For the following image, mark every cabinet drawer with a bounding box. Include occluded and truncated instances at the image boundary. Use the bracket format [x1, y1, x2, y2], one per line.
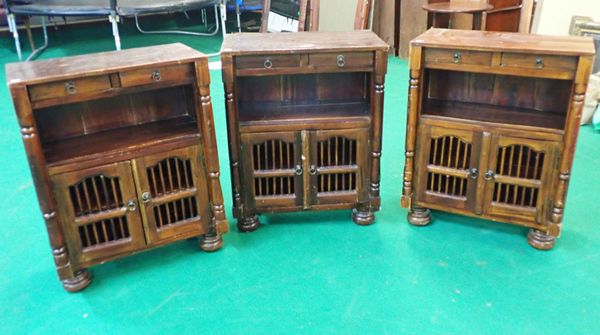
[500, 53, 578, 71]
[120, 63, 194, 87]
[309, 52, 373, 68]
[236, 54, 301, 70]
[28, 75, 112, 101]
[425, 49, 492, 66]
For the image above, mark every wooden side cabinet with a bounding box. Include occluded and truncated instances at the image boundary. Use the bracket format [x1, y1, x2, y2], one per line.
[6, 43, 228, 292]
[401, 29, 595, 250]
[221, 31, 388, 231]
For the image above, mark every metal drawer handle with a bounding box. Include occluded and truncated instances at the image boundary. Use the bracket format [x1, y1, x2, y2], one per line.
[309, 165, 318, 175]
[152, 70, 162, 81]
[127, 200, 137, 212]
[484, 170, 495, 181]
[469, 168, 479, 179]
[294, 165, 303, 175]
[535, 57, 544, 69]
[141, 192, 152, 204]
[337, 54, 346, 67]
[453, 51, 461, 64]
[264, 59, 273, 69]
[64, 81, 77, 95]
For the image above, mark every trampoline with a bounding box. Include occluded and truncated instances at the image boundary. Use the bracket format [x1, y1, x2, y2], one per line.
[5, 0, 226, 61]
[227, 0, 262, 32]
[4, 0, 119, 61]
[116, 0, 225, 42]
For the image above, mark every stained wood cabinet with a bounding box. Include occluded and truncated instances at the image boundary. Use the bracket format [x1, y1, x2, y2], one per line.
[402, 29, 595, 250]
[221, 31, 388, 231]
[6, 43, 228, 292]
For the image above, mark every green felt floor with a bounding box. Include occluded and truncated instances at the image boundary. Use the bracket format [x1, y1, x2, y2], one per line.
[1, 16, 600, 335]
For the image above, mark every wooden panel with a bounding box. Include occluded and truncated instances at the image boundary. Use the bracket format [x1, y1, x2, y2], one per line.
[483, 135, 558, 223]
[28, 75, 112, 102]
[235, 54, 302, 70]
[240, 131, 303, 210]
[120, 64, 194, 88]
[485, 0, 522, 32]
[132, 146, 210, 243]
[310, 128, 369, 206]
[52, 161, 146, 265]
[309, 52, 373, 68]
[415, 124, 481, 211]
[501, 53, 578, 72]
[425, 48, 492, 66]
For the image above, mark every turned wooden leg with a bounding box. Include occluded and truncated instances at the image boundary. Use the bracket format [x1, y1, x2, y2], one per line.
[352, 207, 375, 226]
[200, 232, 224, 252]
[61, 269, 92, 293]
[407, 206, 432, 226]
[527, 229, 556, 251]
[238, 215, 260, 232]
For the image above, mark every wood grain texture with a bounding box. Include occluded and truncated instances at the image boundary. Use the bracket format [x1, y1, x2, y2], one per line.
[402, 29, 595, 250]
[221, 31, 388, 230]
[6, 44, 228, 291]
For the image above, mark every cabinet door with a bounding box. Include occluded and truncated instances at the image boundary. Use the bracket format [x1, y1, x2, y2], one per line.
[483, 135, 558, 223]
[132, 146, 210, 244]
[52, 162, 146, 264]
[309, 128, 369, 206]
[415, 125, 482, 211]
[241, 131, 303, 210]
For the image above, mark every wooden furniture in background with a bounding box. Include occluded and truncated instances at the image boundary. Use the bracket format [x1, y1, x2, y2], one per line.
[221, 31, 388, 231]
[401, 29, 594, 250]
[399, 0, 535, 58]
[6, 43, 229, 292]
[300, 0, 372, 32]
[423, 1, 492, 30]
[260, 0, 308, 32]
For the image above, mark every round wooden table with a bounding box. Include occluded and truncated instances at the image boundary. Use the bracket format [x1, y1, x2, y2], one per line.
[423, 1, 493, 30]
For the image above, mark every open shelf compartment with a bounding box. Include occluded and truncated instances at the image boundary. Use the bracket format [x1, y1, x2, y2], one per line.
[422, 69, 573, 131]
[34, 85, 200, 171]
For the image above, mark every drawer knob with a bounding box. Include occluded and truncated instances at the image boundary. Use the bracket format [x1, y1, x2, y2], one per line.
[294, 164, 303, 175]
[484, 170, 495, 181]
[535, 57, 544, 69]
[64, 81, 77, 95]
[152, 70, 162, 82]
[337, 55, 346, 67]
[264, 59, 273, 69]
[126, 200, 137, 212]
[141, 192, 152, 204]
[453, 51, 461, 64]
[469, 168, 479, 179]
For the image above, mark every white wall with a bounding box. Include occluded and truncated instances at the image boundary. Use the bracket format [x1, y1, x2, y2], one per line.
[535, 0, 600, 35]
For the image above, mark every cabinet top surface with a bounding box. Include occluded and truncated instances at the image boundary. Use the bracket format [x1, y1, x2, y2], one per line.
[6, 43, 204, 85]
[412, 29, 595, 56]
[221, 31, 389, 55]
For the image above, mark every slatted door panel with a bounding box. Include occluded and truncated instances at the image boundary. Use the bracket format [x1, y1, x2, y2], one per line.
[483, 135, 558, 222]
[241, 131, 303, 210]
[52, 162, 146, 264]
[310, 128, 369, 206]
[415, 125, 481, 210]
[133, 146, 210, 243]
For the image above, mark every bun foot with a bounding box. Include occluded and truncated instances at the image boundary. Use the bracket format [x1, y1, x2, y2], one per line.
[200, 233, 223, 252]
[238, 215, 260, 232]
[527, 229, 555, 250]
[62, 269, 92, 293]
[352, 208, 375, 226]
[408, 206, 431, 226]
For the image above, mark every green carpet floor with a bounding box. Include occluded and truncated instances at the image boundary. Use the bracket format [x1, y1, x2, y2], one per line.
[1, 16, 599, 335]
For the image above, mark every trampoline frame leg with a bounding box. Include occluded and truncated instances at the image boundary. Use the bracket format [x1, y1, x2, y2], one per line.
[26, 16, 49, 61]
[134, 4, 221, 37]
[7, 13, 23, 61]
[109, 12, 121, 51]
